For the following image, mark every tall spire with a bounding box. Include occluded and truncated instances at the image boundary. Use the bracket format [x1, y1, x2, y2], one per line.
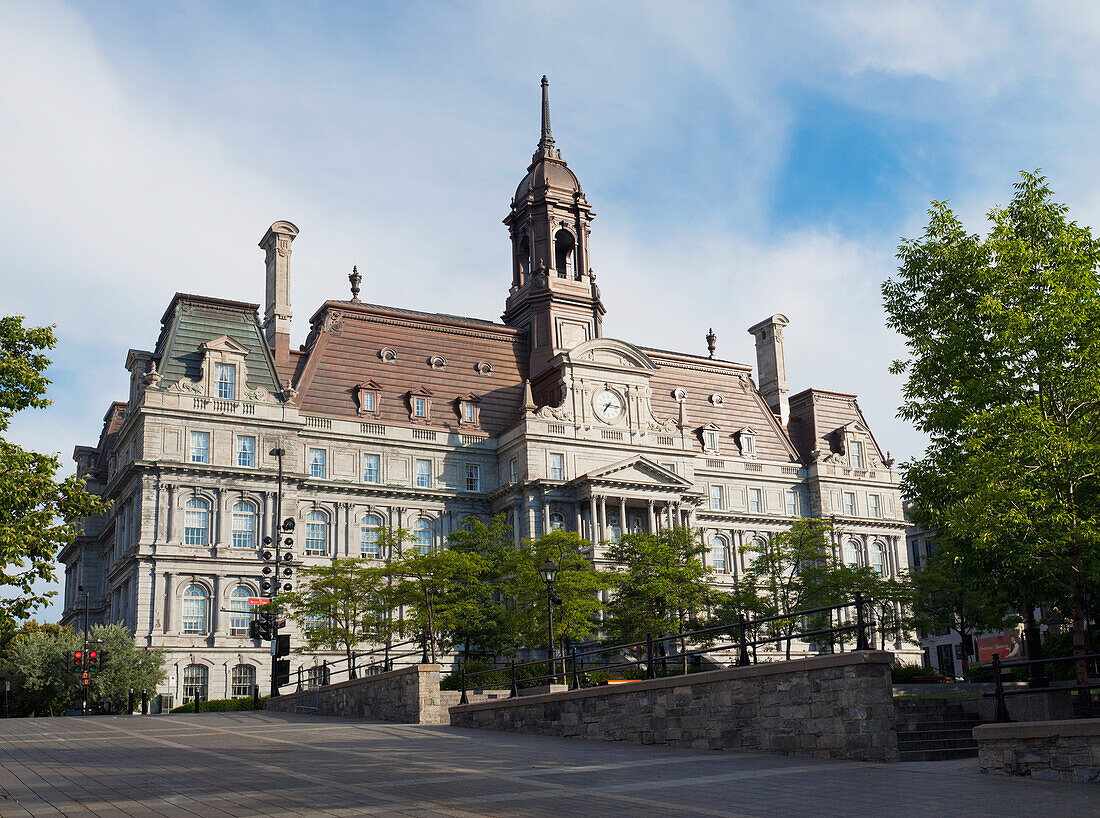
[536, 75, 556, 158]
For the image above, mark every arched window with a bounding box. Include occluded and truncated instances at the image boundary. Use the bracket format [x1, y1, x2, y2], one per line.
[709, 535, 728, 573]
[231, 500, 257, 549]
[305, 510, 328, 556]
[231, 664, 256, 698]
[517, 233, 531, 282]
[181, 584, 208, 634]
[870, 541, 886, 576]
[361, 514, 383, 559]
[184, 498, 210, 546]
[413, 518, 432, 554]
[182, 664, 208, 703]
[843, 539, 861, 568]
[549, 511, 565, 532]
[229, 586, 252, 635]
[746, 536, 767, 570]
[554, 229, 575, 279]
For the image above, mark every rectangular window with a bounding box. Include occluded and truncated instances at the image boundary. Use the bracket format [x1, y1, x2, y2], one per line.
[843, 491, 856, 516]
[709, 485, 723, 511]
[362, 391, 376, 412]
[463, 403, 476, 423]
[361, 524, 381, 559]
[309, 448, 326, 479]
[785, 490, 798, 517]
[850, 440, 864, 469]
[548, 453, 565, 481]
[509, 459, 517, 483]
[748, 488, 763, 514]
[189, 431, 209, 464]
[214, 363, 236, 400]
[415, 459, 432, 488]
[363, 453, 380, 484]
[710, 546, 727, 573]
[868, 494, 881, 518]
[236, 435, 255, 468]
[465, 464, 480, 492]
[742, 434, 755, 457]
[703, 430, 718, 451]
[413, 397, 427, 418]
[910, 539, 921, 568]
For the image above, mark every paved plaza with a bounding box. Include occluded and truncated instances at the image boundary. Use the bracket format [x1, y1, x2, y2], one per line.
[1, 712, 1098, 817]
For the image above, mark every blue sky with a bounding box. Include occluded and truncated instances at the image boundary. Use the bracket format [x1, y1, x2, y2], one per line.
[6, 0, 1100, 622]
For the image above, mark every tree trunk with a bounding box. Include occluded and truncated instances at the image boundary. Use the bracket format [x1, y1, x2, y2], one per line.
[1072, 561, 1089, 696]
[679, 618, 688, 675]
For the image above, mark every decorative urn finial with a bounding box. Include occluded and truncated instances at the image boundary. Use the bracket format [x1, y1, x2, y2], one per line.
[349, 265, 362, 303]
[706, 327, 717, 359]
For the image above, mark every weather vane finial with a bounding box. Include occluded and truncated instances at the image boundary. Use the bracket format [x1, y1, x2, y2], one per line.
[706, 327, 717, 358]
[537, 75, 555, 157]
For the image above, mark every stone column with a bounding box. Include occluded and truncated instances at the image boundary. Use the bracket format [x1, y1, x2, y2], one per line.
[512, 500, 522, 548]
[618, 496, 627, 538]
[163, 572, 174, 634]
[588, 496, 598, 541]
[211, 575, 221, 636]
[666, 502, 674, 529]
[261, 492, 271, 544]
[574, 502, 582, 534]
[213, 488, 223, 546]
[165, 484, 177, 543]
[599, 496, 608, 542]
[647, 499, 656, 533]
[541, 491, 550, 537]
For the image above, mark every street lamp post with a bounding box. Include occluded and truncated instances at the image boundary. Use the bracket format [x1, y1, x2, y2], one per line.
[540, 560, 558, 686]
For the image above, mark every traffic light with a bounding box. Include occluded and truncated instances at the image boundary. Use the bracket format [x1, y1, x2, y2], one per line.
[274, 659, 291, 687]
[87, 650, 98, 670]
[98, 650, 108, 670]
[275, 634, 290, 658]
[73, 649, 84, 669]
[251, 611, 275, 640]
[249, 620, 262, 640]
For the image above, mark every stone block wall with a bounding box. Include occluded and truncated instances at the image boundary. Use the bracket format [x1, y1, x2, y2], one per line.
[450, 651, 898, 762]
[976, 720, 1100, 783]
[267, 664, 445, 724]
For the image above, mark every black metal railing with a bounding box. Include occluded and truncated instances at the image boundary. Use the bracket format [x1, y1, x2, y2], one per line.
[295, 637, 423, 691]
[987, 651, 1100, 722]
[457, 593, 877, 705]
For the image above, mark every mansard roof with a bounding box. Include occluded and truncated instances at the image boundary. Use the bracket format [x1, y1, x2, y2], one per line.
[291, 301, 526, 435]
[152, 293, 282, 396]
[787, 387, 887, 465]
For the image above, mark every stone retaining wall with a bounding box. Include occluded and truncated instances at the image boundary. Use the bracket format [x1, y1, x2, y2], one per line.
[267, 664, 445, 724]
[450, 651, 898, 762]
[975, 720, 1100, 783]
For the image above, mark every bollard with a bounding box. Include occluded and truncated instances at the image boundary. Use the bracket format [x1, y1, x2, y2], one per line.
[141, 689, 148, 715]
[194, 690, 201, 714]
[128, 688, 135, 715]
[459, 662, 468, 705]
[253, 684, 260, 710]
[156, 694, 163, 714]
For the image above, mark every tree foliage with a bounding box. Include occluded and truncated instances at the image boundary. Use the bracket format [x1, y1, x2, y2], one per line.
[883, 171, 1100, 684]
[0, 317, 109, 632]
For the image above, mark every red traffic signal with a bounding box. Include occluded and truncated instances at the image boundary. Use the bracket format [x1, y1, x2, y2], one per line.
[73, 650, 84, 668]
[87, 650, 99, 669]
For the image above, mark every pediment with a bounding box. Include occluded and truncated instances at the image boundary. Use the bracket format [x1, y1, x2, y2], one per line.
[838, 420, 870, 435]
[585, 455, 692, 488]
[200, 335, 249, 355]
[564, 338, 658, 372]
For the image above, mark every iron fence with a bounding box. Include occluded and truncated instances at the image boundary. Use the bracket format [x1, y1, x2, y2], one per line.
[987, 651, 1100, 722]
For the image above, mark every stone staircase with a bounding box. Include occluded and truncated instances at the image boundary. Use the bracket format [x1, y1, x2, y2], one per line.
[894, 698, 987, 761]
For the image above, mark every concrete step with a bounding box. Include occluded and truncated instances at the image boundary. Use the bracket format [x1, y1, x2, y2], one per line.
[896, 736, 979, 753]
[896, 728, 978, 744]
[895, 719, 984, 733]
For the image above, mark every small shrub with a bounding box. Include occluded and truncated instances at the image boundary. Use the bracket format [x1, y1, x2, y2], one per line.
[171, 695, 269, 713]
[891, 662, 934, 683]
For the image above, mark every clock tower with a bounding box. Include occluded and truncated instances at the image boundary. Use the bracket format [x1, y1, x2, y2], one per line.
[503, 77, 605, 380]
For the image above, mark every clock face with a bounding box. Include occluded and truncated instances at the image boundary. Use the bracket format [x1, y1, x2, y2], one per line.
[594, 388, 625, 423]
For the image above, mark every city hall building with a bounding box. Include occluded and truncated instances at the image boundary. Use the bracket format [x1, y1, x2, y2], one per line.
[62, 79, 911, 705]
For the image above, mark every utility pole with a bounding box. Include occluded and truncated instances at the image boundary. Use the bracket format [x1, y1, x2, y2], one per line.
[77, 584, 90, 715]
[270, 448, 285, 698]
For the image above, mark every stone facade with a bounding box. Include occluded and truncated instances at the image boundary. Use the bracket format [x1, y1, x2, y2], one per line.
[450, 651, 899, 762]
[976, 720, 1100, 783]
[267, 664, 446, 724]
[62, 79, 915, 706]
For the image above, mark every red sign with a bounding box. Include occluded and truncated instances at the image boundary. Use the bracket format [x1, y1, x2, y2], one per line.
[977, 633, 1023, 663]
[247, 597, 267, 606]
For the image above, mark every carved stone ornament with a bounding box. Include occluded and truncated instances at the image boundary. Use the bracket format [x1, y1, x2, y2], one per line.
[646, 416, 679, 434]
[144, 361, 162, 388]
[247, 387, 274, 403]
[475, 361, 493, 375]
[322, 310, 344, 334]
[535, 403, 574, 422]
[709, 393, 724, 406]
[174, 377, 201, 394]
[672, 388, 687, 402]
[428, 355, 446, 370]
[379, 347, 398, 363]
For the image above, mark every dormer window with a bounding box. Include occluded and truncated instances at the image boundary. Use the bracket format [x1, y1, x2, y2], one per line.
[699, 423, 721, 453]
[850, 439, 864, 469]
[407, 387, 433, 423]
[354, 380, 382, 417]
[214, 363, 236, 400]
[457, 394, 482, 428]
[737, 428, 757, 459]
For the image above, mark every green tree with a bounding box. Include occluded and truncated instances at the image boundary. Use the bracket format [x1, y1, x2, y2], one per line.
[883, 171, 1100, 687]
[909, 545, 1010, 680]
[88, 623, 166, 712]
[446, 515, 523, 659]
[384, 542, 487, 664]
[281, 558, 389, 674]
[604, 527, 713, 673]
[0, 317, 109, 632]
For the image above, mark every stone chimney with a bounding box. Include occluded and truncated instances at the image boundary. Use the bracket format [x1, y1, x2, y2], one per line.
[259, 220, 299, 369]
[748, 314, 790, 426]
